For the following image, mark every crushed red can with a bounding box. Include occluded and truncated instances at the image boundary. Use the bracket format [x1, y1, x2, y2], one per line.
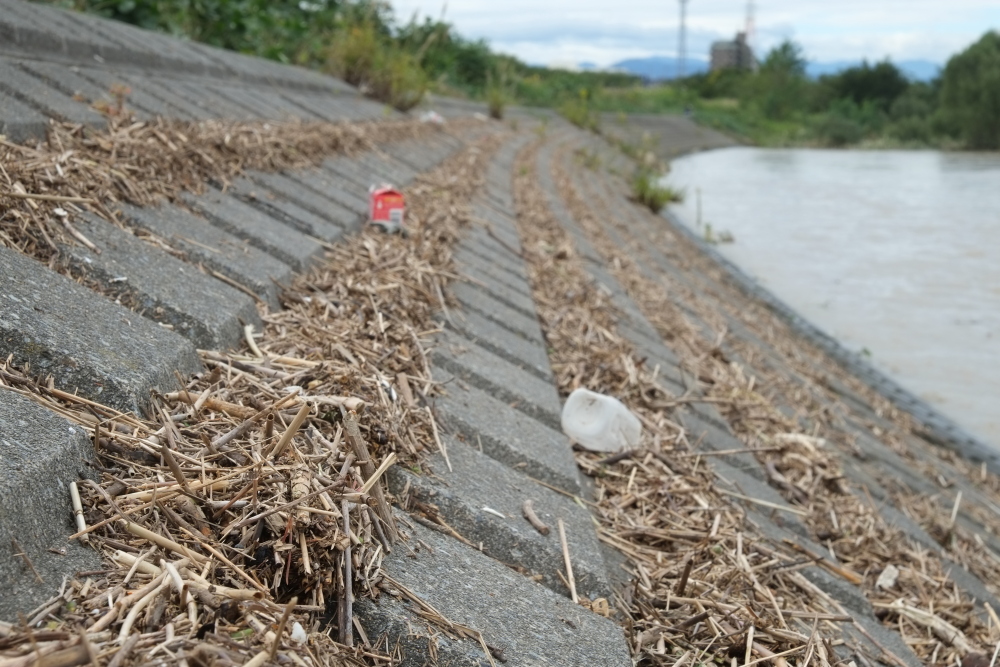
[368, 184, 405, 233]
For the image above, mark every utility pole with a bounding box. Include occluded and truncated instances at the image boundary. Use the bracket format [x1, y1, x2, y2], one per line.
[677, 0, 689, 80]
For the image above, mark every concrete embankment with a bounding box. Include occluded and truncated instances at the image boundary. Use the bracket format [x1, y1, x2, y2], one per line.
[1, 3, 998, 665]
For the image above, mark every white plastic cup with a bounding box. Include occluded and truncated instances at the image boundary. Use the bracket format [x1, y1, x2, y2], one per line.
[561, 388, 642, 453]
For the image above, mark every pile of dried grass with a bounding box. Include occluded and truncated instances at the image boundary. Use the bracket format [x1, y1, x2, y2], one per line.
[0, 112, 447, 261]
[546, 137, 999, 665]
[0, 121, 505, 666]
[510, 141, 893, 667]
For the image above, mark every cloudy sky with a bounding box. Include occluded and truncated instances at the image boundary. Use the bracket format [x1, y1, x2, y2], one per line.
[390, 0, 1000, 67]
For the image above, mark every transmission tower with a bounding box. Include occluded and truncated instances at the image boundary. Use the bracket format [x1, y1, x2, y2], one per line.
[677, 0, 689, 80]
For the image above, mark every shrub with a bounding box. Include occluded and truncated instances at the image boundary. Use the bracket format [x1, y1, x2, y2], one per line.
[631, 169, 683, 213]
[559, 99, 600, 132]
[813, 114, 865, 147]
[940, 31, 1000, 149]
[327, 21, 426, 111]
[486, 84, 505, 119]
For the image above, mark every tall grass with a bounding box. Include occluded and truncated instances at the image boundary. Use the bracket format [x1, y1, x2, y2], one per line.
[326, 22, 427, 111]
[630, 169, 683, 213]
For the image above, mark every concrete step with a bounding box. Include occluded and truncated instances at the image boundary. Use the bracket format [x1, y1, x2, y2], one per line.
[0, 389, 101, 621]
[445, 309, 554, 383]
[280, 168, 370, 215]
[432, 366, 582, 495]
[74, 67, 195, 120]
[0, 247, 201, 415]
[58, 214, 261, 350]
[0, 89, 46, 142]
[182, 188, 323, 271]
[454, 246, 534, 299]
[225, 176, 348, 243]
[121, 202, 292, 310]
[389, 438, 610, 600]
[0, 57, 105, 126]
[248, 170, 362, 228]
[452, 282, 546, 345]
[431, 328, 562, 431]
[357, 513, 631, 667]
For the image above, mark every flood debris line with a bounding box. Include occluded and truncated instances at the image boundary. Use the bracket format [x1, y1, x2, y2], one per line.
[544, 135, 1000, 665]
[0, 112, 455, 262]
[510, 140, 874, 666]
[0, 126, 506, 666]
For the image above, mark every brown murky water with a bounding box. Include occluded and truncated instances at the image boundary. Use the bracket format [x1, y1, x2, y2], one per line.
[667, 147, 1000, 449]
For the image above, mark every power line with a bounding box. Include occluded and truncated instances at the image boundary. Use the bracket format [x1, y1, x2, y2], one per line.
[677, 0, 689, 80]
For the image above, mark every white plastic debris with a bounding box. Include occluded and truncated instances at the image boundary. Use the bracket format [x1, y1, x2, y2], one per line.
[561, 388, 642, 453]
[875, 564, 899, 590]
[290, 621, 307, 644]
[419, 110, 445, 125]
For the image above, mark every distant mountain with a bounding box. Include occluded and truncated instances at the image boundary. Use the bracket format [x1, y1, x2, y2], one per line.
[806, 59, 940, 82]
[608, 55, 940, 83]
[611, 56, 710, 81]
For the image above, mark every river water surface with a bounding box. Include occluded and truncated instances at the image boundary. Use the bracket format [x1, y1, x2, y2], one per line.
[666, 147, 1000, 449]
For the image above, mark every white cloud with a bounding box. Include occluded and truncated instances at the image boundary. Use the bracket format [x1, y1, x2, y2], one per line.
[390, 0, 1000, 67]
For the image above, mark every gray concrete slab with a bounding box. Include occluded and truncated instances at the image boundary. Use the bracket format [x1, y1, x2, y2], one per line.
[284, 92, 383, 122]
[182, 189, 322, 272]
[214, 86, 287, 120]
[75, 67, 188, 120]
[121, 203, 290, 309]
[0, 389, 101, 622]
[462, 227, 529, 277]
[433, 368, 581, 494]
[475, 203, 521, 241]
[454, 247, 534, 298]
[319, 155, 379, 190]
[357, 514, 631, 667]
[0, 247, 201, 414]
[452, 282, 546, 345]
[224, 177, 349, 242]
[248, 170, 362, 226]
[452, 268, 538, 320]
[1, 0, 120, 63]
[284, 168, 370, 214]
[0, 90, 47, 142]
[252, 87, 323, 120]
[276, 91, 351, 123]
[0, 1, 67, 57]
[353, 151, 416, 186]
[389, 439, 610, 599]
[456, 236, 532, 286]
[431, 328, 562, 430]
[59, 214, 260, 350]
[16, 60, 139, 118]
[445, 308, 553, 383]
[28, 3, 131, 60]
[121, 75, 214, 121]
[0, 58, 105, 126]
[157, 78, 253, 120]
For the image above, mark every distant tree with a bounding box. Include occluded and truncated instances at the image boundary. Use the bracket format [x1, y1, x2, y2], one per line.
[940, 31, 1000, 149]
[760, 40, 807, 77]
[828, 60, 909, 111]
[744, 40, 808, 119]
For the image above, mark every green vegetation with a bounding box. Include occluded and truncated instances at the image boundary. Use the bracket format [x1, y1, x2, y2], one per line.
[44, 0, 1000, 149]
[49, 0, 639, 113]
[585, 33, 1000, 149]
[630, 169, 683, 213]
[940, 31, 1000, 149]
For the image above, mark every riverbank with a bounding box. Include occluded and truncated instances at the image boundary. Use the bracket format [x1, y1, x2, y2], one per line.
[2, 6, 1000, 661]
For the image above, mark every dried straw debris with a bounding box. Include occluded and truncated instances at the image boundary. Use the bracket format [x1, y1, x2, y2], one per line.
[0, 118, 505, 666]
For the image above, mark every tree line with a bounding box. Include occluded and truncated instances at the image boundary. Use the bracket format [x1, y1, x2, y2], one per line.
[45, 0, 1000, 148]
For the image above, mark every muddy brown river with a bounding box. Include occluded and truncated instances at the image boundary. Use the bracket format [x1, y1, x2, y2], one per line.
[667, 147, 1000, 450]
